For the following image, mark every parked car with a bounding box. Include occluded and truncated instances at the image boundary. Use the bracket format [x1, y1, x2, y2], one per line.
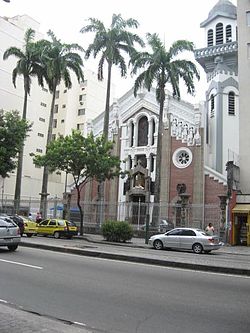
[0, 217, 21, 251]
[18, 216, 38, 237]
[0, 214, 25, 236]
[149, 227, 223, 254]
[8, 215, 25, 236]
[36, 219, 78, 239]
[141, 219, 174, 232]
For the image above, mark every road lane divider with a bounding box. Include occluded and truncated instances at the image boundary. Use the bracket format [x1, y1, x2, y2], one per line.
[0, 259, 43, 270]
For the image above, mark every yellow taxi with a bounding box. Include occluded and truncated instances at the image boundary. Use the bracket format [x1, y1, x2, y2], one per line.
[18, 216, 38, 237]
[36, 219, 78, 239]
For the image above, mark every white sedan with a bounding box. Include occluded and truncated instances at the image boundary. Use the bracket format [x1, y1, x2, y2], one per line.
[149, 227, 223, 254]
[0, 217, 21, 251]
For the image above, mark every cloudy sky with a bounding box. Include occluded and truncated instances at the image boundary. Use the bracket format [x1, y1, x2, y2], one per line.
[1, 0, 237, 103]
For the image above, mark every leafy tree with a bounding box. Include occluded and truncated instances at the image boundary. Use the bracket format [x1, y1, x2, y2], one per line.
[0, 110, 30, 178]
[80, 14, 144, 139]
[38, 30, 84, 217]
[33, 131, 121, 235]
[131, 33, 200, 222]
[3, 28, 44, 211]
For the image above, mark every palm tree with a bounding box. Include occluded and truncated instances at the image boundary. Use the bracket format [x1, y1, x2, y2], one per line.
[131, 33, 200, 222]
[38, 30, 84, 217]
[3, 28, 44, 212]
[80, 14, 144, 139]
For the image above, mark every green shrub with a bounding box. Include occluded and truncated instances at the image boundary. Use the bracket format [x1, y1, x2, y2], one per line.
[101, 220, 133, 242]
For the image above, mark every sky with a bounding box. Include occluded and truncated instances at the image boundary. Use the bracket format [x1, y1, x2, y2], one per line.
[1, 0, 237, 104]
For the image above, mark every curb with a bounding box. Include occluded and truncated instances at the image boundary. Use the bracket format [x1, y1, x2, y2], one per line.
[20, 242, 250, 277]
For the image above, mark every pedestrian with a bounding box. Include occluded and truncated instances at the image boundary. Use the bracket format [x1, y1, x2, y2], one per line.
[205, 222, 215, 235]
[36, 212, 42, 223]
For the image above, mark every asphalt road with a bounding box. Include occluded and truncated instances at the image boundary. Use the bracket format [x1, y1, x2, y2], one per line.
[0, 247, 250, 333]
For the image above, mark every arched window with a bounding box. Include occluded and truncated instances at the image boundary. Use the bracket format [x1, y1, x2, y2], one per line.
[138, 116, 148, 146]
[226, 25, 232, 42]
[130, 123, 134, 147]
[152, 119, 155, 145]
[207, 29, 213, 47]
[228, 91, 235, 115]
[216, 23, 223, 45]
[210, 94, 215, 118]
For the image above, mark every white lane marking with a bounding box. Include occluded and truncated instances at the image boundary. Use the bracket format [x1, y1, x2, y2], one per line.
[73, 321, 87, 327]
[0, 259, 43, 270]
[0, 299, 8, 303]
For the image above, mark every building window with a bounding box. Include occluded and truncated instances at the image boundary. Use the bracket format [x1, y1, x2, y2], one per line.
[35, 165, 41, 169]
[226, 25, 232, 42]
[61, 119, 65, 123]
[216, 23, 223, 45]
[36, 148, 43, 153]
[172, 148, 193, 169]
[52, 134, 56, 141]
[79, 95, 83, 101]
[207, 29, 213, 46]
[78, 108, 85, 116]
[53, 119, 57, 128]
[247, 11, 250, 26]
[130, 123, 134, 147]
[39, 117, 45, 122]
[228, 91, 235, 115]
[38, 133, 44, 137]
[138, 116, 148, 146]
[64, 89, 67, 93]
[62, 104, 66, 109]
[55, 90, 59, 99]
[210, 94, 215, 118]
[40, 102, 47, 107]
[77, 123, 84, 131]
[54, 104, 59, 113]
[152, 119, 155, 145]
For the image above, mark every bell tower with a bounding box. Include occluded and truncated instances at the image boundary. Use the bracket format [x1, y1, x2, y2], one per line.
[195, 0, 238, 176]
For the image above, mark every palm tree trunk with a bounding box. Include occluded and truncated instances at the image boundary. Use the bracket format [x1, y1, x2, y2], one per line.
[103, 62, 112, 139]
[14, 83, 28, 212]
[98, 62, 112, 226]
[153, 87, 165, 225]
[40, 87, 56, 218]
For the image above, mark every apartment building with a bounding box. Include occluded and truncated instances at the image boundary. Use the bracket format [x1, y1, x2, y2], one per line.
[0, 14, 111, 202]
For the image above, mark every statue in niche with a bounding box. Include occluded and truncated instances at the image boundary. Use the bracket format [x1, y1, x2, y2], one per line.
[134, 172, 145, 189]
[177, 121, 183, 140]
[182, 124, 188, 143]
[187, 127, 194, 146]
[194, 128, 201, 146]
[171, 118, 178, 137]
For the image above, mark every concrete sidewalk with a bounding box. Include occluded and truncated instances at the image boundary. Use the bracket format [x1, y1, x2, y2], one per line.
[82, 233, 250, 255]
[20, 233, 250, 276]
[0, 301, 91, 333]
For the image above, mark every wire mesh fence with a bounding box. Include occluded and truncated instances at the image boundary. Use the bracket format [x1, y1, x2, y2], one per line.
[0, 198, 221, 234]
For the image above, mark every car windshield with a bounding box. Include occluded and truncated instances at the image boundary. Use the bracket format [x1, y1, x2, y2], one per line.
[67, 221, 76, 226]
[0, 218, 16, 228]
[57, 220, 66, 226]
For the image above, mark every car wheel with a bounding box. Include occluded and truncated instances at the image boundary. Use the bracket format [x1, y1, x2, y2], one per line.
[54, 231, 60, 239]
[192, 243, 203, 254]
[8, 244, 18, 252]
[153, 239, 163, 250]
[26, 234, 33, 238]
